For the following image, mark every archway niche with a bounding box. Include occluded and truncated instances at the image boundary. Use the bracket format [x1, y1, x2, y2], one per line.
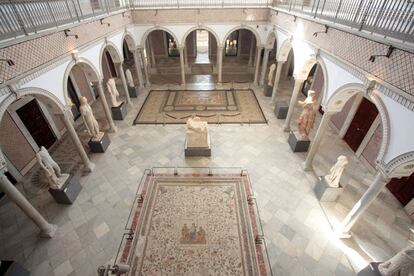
[183, 29, 218, 74]
[276, 48, 295, 101]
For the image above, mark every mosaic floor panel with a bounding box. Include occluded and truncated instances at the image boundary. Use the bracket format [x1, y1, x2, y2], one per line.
[117, 171, 270, 276]
[134, 89, 267, 124]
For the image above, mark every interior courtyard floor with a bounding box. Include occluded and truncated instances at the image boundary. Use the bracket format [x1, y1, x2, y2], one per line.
[0, 77, 412, 276]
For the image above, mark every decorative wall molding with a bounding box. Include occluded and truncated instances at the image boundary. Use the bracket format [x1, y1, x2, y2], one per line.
[380, 151, 414, 178]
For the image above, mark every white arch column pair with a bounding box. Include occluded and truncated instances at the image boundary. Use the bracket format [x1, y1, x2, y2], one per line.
[283, 78, 306, 132]
[271, 60, 286, 103]
[259, 47, 271, 87]
[116, 61, 132, 106]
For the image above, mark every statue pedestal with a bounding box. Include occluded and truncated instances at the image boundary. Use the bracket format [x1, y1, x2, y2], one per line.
[48, 174, 82, 204]
[357, 262, 382, 276]
[288, 131, 310, 152]
[314, 176, 343, 202]
[111, 101, 127, 120]
[0, 261, 30, 276]
[88, 132, 110, 153]
[264, 84, 273, 97]
[185, 134, 211, 157]
[128, 86, 139, 98]
[274, 102, 289, 119]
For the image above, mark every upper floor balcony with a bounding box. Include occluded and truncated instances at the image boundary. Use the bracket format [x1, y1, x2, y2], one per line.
[0, 0, 413, 46]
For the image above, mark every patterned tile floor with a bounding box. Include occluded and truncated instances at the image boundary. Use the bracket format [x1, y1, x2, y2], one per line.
[0, 77, 412, 276]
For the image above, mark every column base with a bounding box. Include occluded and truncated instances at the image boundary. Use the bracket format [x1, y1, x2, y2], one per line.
[39, 224, 58, 238]
[357, 262, 382, 276]
[264, 84, 273, 97]
[128, 86, 139, 98]
[83, 162, 95, 173]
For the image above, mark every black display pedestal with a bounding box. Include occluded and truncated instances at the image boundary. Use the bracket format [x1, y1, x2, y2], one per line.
[274, 102, 289, 119]
[0, 260, 30, 276]
[314, 176, 343, 202]
[184, 135, 211, 157]
[48, 174, 82, 204]
[111, 101, 127, 120]
[88, 132, 110, 153]
[288, 131, 310, 152]
[357, 262, 382, 276]
[264, 84, 273, 97]
[128, 86, 138, 98]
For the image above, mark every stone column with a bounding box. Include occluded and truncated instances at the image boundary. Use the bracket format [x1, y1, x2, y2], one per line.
[96, 81, 117, 133]
[217, 46, 223, 83]
[259, 48, 270, 87]
[117, 63, 132, 106]
[271, 61, 285, 103]
[253, 46, 263, 85]
[304, 111, 335, 171]
[179, 47, 186, 85]
[184, 46, 189, 68]
[0, 172, 57, 238]
[133, 49, 144, 88]
[337, 171, 389, 236]
[248, 38, 255, 66]
[283, 79, 305, 132]
[62, 109, 95, 172]
[141, 48, 150, 86]
[149, 36, 156, 66]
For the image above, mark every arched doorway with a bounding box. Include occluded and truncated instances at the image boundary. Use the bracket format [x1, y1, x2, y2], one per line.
[276, 48, 295, 102]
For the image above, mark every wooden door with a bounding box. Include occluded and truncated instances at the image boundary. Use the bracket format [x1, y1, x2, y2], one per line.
[16, 99, 56, 149]
[387, 173, 414, 206]
[344, 98, 378, 152]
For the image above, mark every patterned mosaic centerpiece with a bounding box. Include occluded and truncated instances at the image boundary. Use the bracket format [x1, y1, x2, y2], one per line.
[116, 170, 270, 276]
[134, 89, 267, 124]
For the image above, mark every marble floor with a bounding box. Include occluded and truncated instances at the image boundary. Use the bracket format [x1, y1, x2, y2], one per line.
[0, 77, 412, 276]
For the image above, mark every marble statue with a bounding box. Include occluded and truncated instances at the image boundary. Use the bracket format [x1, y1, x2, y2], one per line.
[107, 78, 122, 107]
[378, 246, 414, 276]
[36, 146, 69, 190]
[267, 63, 276, 86]
[125, 69, 134, 88]
[186, 117, 209, 148]
[79, 96, 103, 141]
[297, 90, 319, 140]
[325, 155, 348, 188]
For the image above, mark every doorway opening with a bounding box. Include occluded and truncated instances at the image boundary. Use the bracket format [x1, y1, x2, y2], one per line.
[195, 30, 209, 64]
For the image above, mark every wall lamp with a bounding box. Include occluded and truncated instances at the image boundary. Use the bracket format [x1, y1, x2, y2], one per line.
[293, 15, 297, 22]
[122, 11, 130, 18]
[0, 59, 15, 66]
[369, 46, 395, 62]
[63, 29, 78, 39]
[313, 25, 329, 37]
[100, 18, 110, 27]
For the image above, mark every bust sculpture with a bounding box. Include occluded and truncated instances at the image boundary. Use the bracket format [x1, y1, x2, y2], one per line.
[107, 78, 122, 107]
[79, 96, 103, 141]
[267, 63, 276, 86]
[36, 146, 69, 190]
[186, 117, 209, 148]
[325, 155, 348, 188]
[297, 90, 319, 140]
[378, 246, 414, 276]
[125, 69, 134, 88]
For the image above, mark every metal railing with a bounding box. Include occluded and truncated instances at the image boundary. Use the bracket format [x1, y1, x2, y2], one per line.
[273, 0, 414, 43]
[0, 0, 130, 40]
[131, 0, 270, 8]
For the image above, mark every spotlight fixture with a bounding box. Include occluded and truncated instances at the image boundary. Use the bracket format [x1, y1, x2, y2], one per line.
[122, 11, 130, 18]
[0, 59, 15, 66]
[293, 15, 297, 22]
[63, 29, 78, 39]
[100, 18, 110, 27]
[369, 45, 395, 62]
[313, 25, 329, 37]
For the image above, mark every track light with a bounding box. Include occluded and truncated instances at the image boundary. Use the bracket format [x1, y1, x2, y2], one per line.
[0, 59, 15, 66]
[369, 46, 395, 62]
[63, 29, 78, 39]
[313, 25, 329, 37]
[100, 19, 110, 27]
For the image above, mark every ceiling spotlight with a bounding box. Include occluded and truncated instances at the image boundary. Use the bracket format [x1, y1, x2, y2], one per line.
[313, 25, 329, 37]
[369, 45, 395, 62]
[63, 29, 78, 39]
[0, 59, 15, 66]
[100, 18, 110, 27]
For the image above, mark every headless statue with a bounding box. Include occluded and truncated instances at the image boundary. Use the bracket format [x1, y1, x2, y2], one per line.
[125, 69, 135, 88]
[79, 96, 103, 141]
[36, 146, 69, 190]
[297, 90, 319, 140]
[186, 117, 209, 148]
[325, 155, 348, 188]
[106, 78, 122, 107]
[378, 246, 414, 276]
[267, 63, 276, 86]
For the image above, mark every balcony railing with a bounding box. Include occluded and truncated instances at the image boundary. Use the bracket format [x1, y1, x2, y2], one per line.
[273, 0, 414, 43]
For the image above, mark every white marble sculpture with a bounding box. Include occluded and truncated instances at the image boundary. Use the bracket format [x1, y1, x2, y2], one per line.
[36, 146, 69, 190]
[79, 96, 103, 141]
[125, 69, 134, 88]
[106, 78, 122, 107]
[186, 117, 209, 148]
[267, 63, 276, 86]
[378, 246, 414, 276]
[297, 90, 319, 140]
[325, 155, 348, 188]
